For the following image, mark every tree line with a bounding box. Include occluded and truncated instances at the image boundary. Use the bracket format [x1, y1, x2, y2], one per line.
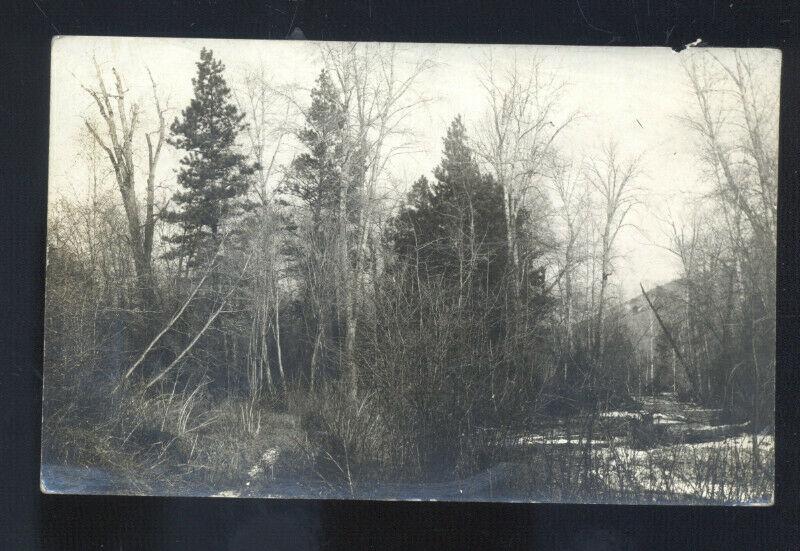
[44, 45, 776, 487]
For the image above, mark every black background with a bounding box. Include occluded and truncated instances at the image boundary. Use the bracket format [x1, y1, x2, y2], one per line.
[2, 1, 798, 549]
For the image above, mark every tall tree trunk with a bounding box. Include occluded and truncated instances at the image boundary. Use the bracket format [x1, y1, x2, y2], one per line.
[505, 191, 520, 299]
[309, 310, 324, 392]
[83, 64, 165, 315]
[595, 229, 610, 365]
[260, 289, 273, 393]
[563, 257, 573, 383]
[274, 283, 286, 390]
[337, 170, 357, 396]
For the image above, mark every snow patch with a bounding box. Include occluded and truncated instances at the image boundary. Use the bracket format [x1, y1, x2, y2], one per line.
[600, 411, 642, 419]
[213, 490, 241, 498]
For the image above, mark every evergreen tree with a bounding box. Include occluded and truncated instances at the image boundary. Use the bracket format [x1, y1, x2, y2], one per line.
[164, 48, 256, 269]
[280, 69, 364, 237]
[393, 116, 507, 295]
[279, 70, 366, 385]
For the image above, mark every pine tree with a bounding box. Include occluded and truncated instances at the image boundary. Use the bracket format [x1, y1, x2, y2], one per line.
[164, 48, 256, 270]
[280, 69, 366, 387]
[280, 70, 364, 236]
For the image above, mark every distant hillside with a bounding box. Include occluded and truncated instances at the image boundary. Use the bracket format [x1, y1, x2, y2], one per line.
[621, 279, 687, 360]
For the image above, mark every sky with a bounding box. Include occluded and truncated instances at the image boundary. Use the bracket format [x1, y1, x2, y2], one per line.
[48, 36, 781, 299]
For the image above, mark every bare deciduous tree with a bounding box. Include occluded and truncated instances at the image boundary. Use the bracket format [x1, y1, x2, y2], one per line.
[550, 160, 590, 382]
[585, 141, 641, 362]
[320, 43, 434, 397]
[476, 54, 575, 299]
[236, 66, 292, 396]
[680, 50, 778, 475]
[82, 62, 166, 309]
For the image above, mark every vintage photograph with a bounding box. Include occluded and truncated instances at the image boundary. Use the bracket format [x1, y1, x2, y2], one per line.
[42, 37, 777, 504]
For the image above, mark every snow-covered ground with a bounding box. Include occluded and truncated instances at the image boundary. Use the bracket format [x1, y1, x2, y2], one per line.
[505, 394, 773, 503]
[600, 411, 642, 420]
[597, 434, 774, 503]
